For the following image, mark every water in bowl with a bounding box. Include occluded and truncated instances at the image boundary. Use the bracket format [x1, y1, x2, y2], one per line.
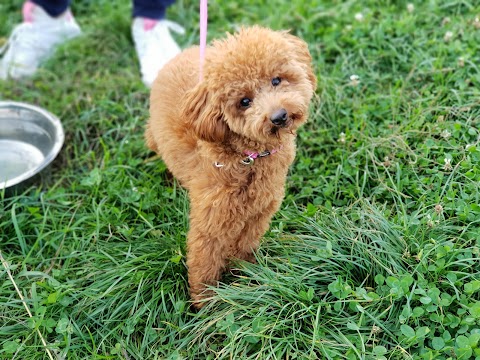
[0, 139, 45, 186]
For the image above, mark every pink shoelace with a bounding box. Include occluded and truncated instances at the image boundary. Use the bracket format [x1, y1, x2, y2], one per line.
[22, 1, 35, 22]
[143, 18, 158, 31]
[22, 0, 73, 22]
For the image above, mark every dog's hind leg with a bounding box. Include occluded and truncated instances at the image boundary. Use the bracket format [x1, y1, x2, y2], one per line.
[233, 215, 271, 262]
[233, 207, 278, 263]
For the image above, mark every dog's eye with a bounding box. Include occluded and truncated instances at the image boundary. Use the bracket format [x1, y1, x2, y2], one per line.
[240, 98, 252, 108]
[271, 77, 281, 86]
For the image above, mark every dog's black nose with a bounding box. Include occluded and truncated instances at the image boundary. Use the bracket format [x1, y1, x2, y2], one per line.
[270, 108, 288, 126]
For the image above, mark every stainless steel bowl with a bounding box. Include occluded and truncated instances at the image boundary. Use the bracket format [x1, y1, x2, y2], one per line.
[0, 101, 64, 189]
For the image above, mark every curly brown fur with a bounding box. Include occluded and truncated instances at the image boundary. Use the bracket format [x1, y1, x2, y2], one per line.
[147, 26, 316, 308]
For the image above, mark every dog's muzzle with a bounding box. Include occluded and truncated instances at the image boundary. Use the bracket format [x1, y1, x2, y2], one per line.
[270, 108, 288, 127]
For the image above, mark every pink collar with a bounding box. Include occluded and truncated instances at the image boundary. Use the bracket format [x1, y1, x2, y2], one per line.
[241, 146, 283, 165]
[214, 146, 283, 168]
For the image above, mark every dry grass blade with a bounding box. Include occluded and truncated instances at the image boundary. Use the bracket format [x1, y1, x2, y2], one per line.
[0, 251, 55, 360]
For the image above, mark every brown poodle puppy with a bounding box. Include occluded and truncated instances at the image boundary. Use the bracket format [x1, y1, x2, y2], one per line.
[146, 26, 316, 308]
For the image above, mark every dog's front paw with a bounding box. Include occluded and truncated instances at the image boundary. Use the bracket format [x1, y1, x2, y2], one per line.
[237, 251, 257, 264]
[190, 287, 215, 309]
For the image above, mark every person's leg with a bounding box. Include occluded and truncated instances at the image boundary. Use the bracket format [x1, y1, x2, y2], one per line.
[131, 0, 184, 87]
[132, 0, 175, 20]
[30, 0, 70, 17]
[0, 0, 81, 80]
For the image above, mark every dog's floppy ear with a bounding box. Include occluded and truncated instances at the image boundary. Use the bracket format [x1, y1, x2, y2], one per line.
[182, 82, 228, 143]
[282, 31, 317, 92]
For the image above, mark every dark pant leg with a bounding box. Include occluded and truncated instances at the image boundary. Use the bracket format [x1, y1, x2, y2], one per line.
[31, 0, 70, 17]
[132, 0, 176, 19]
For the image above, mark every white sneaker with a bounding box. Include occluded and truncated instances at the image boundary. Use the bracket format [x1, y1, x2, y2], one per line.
[0, 2, 81, 80]
[132, 17, 184, 87]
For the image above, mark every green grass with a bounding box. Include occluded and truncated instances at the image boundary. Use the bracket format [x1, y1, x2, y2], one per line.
[1, 0, 480, 359]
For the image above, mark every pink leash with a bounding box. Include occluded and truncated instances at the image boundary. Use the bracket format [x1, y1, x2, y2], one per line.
[199, 0, 208, 82]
